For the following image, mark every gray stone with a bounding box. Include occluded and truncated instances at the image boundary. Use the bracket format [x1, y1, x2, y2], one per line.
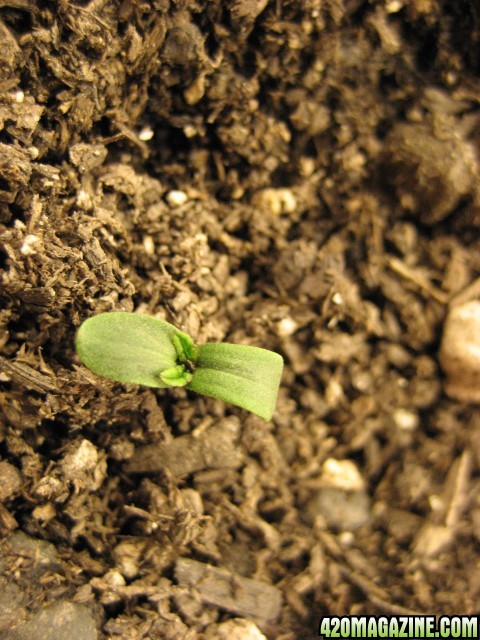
[306, 487, 371, 531]
[6, 531, 62, 574]
[0, 576, 26, 632]
[1, 600, 98, 640]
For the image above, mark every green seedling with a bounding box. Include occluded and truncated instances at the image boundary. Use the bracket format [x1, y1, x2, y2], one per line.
[76, 312, 283, 420]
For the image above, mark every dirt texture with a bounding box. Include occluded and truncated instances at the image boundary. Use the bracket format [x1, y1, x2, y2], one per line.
[1, 1, 480, 639]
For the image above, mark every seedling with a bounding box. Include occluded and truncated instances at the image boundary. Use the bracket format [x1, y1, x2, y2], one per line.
[76, 312, 283, 420]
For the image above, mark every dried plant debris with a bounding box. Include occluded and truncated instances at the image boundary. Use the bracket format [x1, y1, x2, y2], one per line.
[381, 116, 480, 224]
[125, 418, 243, 475]
[0, 1, 480, 638]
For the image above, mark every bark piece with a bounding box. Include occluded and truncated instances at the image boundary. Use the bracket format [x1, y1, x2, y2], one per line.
[0, 356, 58, 393]
[0, 143, 32, 203]
[175, 558, 282, 624]
[125, 419, 243, 475]
[0, 19, 20, 79]
[0, 461, 22, 501]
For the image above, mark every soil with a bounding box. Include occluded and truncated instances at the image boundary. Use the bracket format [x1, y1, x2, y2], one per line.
[1, 1, 480, 639]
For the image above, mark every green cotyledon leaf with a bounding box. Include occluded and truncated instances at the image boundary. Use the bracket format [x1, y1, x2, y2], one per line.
[186, 342, 284, 421]
[76, 312, 181, 387]
[77, 312, 284, 419]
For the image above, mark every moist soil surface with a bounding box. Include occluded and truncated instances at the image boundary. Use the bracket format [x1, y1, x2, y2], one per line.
[1, 2, 480, 639]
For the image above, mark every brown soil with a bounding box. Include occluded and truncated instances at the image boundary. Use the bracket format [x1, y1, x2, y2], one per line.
[1, 1, 480, 639]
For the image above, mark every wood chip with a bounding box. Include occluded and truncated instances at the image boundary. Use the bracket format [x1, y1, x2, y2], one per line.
[175, 558, 282, 624]
[125, 419, 243, 475]
[0, 356, 59, 393]
[0, 461, 22, 501]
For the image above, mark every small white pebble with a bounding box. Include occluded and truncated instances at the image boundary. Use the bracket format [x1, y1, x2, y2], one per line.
[143, 235, 155, 255]
[277, 317, 298, 337]
[439, 300, 480, 403]
[307, 487, 371, 531]
[103, 569, 126, 587]
[114, 540, 143, 579]
[166, 190, 188, 207]
[321, 458, 365, 491]
[28, 146, 39, 159]
[298, 156, 316, 177]
[205, 619, 267, 640]
[351, 370, 373, 392]
[325, 378, 345, 407]
[429, 495, 444, 513]
[183, 124, 197, 138]
[138, 126, 154, 141]
[32, 503, 56, 523]
[62, 439, 98, 474]
[339, 531, 355, 546]
[277, 188, 297, 213]
[76, 189, 93, 209]
[20, 234, 41, 256]
[385, 0, 404, 12]
[15, 90, 24, 103]
[252, 188, 297, 215]
[58, 439, 107, 493]
[393, 408, 419, 431]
